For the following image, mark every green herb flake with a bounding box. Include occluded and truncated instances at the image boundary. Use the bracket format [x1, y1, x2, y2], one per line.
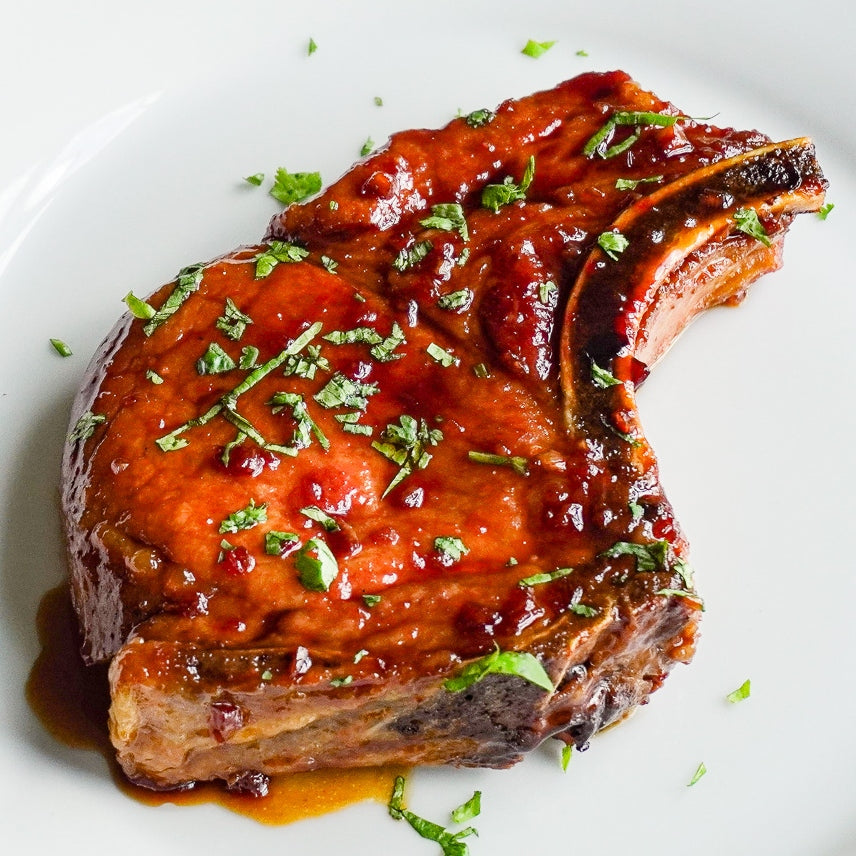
[68, 411, 106, 443]
[569, 603, 599, 618]
[583, 111, 683, 159]
[314, 373, 379, 410]
[392, 240, 433, 272]
[817, 202, 835, 220]
[726, 678, 752, 704]
[518, 567, 573, 587]
[427, 342, 459, 367]
[123, 291, 156, 320]
[320, 254, 338, 274]
[420, 203, 469, 242]
[362, 593, 381, 608]
[445, 645, 553, 693]
[687, 761, 707, 787]
[323, 327, 383, 346]
[254, 240, 310, 279]
[434, 536, 469, 563]
[575, 49, 589, 57]
[360, 137, 375, 157]
[733, 207, 772, 247]
[216, 298, 253, 341]
[601, 540, 669, 572]
[437, 288, 473, 311]
[244, 173, 264, 186]
[538, 280, 558, 305]
[465, 108, 495, 128]
[239, 345, 259, 370]
[296, 537, 339, 592]
[615, 174, 664, 191]
[372, 415, 443, 497]
[597, 230, 630, 260]
[656, 588, 705, 608]
[369, 323, 407, 363]
[591, 359, 622, 388]
[219, 499, 268, 534]
[335, 411, 373, 436]
[50, 338, 72, 357]
[354, 649, 368, 664]
[472, 363, 491, 379]
[260, 669, 273, 681]
[481, 155, 535, 213]
[450, 790, 481, 825]
[521, 39, 556, 58]
[330, 675, 353, 687]
[561, 743, 573, 771]
[468, 450, 528, 476]
[265, 530, 299, 556]
[146, 369, 164, 385]
[268, 391, 329, 452]
[629, 500, 644, 521]
[307, 37, 317, 56]
[374, 96, 383, 107]
[196, 342, 236, 376]
[283, 344, 330, 380]
[270, 168, 322, 206]
[143, 263, 204, 336]
[300, 505, 340, 532]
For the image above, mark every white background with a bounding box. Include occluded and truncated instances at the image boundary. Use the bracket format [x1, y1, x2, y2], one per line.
[1, 1, 854, 853]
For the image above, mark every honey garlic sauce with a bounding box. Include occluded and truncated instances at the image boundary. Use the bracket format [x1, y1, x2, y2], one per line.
[28, 584, 401, 825]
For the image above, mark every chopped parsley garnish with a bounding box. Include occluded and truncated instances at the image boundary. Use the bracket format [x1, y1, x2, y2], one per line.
[354, 649, 368, 663]
[254, 241, 310, 279]
[216, 298, 253, 341]
[591, 359, 622, 388]
[260, 669, 273, 681]
[314, 373, 379, 410]
[295, 537, 338, 591]
[434, 536, 469, 563]
[601, 540, 669, 572]
[300, 505, 340, 532]
[569, 603, 599, 618]
[50, 338, 72, 357]
[239, 345, 259, 370]
[521, 39, 556, 58]
[538, 280, 558, 304]
[360, 137, 375, 157]
[335, 411, 373, 436]
[426, 342, 458, 367]
[374, 96, 383, 107]
[472, 363, 490, 378]
[268, 391, 329, 451]
[575, 49, 589, 57]
[392, 240, 433, 272]
[196, 342, 236, 376]
[307, 37, 317, 56]
[330, 675, 353, 687]
[451, 791, 481, 825]
[468, 450, 528, 475]
[444, 645, 553, 693]
[615, 174, 664, 191]
[219, 499, 267, 534]
[143, 264, 204, 337]
[372, 415, 443, 497]
[123, 291, 156, 320]
[465, 108, 495, 128]
[269, 167, 322, 206]
[597, 230, 630, 260]
[362, 593, 381, 607]
[244, 173, 264, 186]
[420, 203, 469, 242]
[369, 322, 406, 362]
[518, 567, 573, 587]
[323, 327, 383, 346]
[733, 207, 771, 247]
[726, 678, 751, 703]
[629, 500, 644, 521]
[389, 776, 480, 856]
[687, 761, 707, 787]
[265, 530, 299, 556]
[68, 411, 106, 443]
[283, 343, 329, 380]
[583, 111, 684, 159]
[560, 743, 573, 772]
[437, 288, 473, 311]
[320, 254, 338, 274]
[146, 369, 164, 384]
[817, 202, 834, 220]
[481, 155, 535, 213]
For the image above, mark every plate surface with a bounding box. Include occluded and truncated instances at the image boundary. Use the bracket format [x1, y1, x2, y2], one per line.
[2, 1, 854, 853]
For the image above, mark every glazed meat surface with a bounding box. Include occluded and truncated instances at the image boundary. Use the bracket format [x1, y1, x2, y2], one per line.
[61, 71, 826, 790]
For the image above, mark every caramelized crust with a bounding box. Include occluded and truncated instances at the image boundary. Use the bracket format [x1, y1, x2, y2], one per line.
[61, 71, 826, 789]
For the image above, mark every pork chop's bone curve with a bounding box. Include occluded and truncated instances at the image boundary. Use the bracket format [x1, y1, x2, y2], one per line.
[562, 138, 826, 448]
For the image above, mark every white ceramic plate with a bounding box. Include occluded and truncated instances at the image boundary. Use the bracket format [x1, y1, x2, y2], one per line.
[2, 1, 854, 853]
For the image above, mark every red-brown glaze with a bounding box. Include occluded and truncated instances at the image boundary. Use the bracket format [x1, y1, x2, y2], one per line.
[60, 71, 826, 790]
